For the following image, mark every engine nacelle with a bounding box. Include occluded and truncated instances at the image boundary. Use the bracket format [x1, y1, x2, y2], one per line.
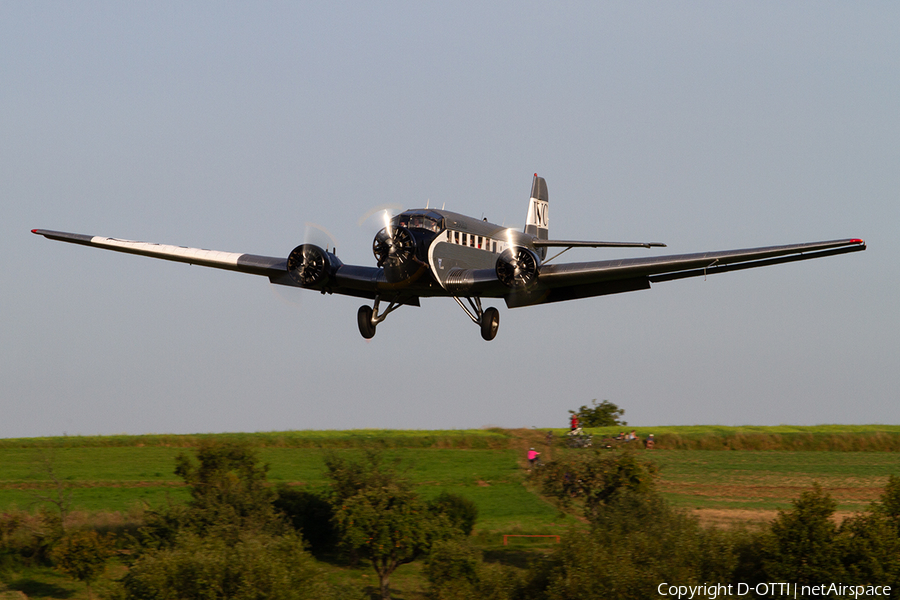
[372, 226, 416, 267]
[373, 226, 425, 284]
[286, 244, 339, 287]
[496, 247, 540, 289]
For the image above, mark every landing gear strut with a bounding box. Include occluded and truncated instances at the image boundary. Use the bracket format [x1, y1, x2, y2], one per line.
[453, 297, 500, 341]
[357, 296, 402, 339]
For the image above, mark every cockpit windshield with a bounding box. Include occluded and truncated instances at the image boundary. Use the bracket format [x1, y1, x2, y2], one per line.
[392, 211, 443, 233]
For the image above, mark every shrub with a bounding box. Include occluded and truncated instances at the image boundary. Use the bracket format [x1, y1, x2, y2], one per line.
[535, 450, 658, 519]
[425, 538, 525, 600]
[525, 492, 737, 600]
[760, 483, 844, 585]
[428, 492, 478, 537]
[51, 530, 115, 600]
[273, 486, 336, 555]
[115, 531, 353, 600]
[424, 539, 480, 599]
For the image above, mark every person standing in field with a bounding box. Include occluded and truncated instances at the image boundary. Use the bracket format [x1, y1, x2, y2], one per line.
[570, 413, 579, 431]
[528, 448, 540, 468]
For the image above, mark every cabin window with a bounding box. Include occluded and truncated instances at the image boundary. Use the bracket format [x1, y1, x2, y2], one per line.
[491, 240, 496, 252]
[453, 231, 460, 244]
[477, 236, 482, 249]
[469, 235, 475, 248]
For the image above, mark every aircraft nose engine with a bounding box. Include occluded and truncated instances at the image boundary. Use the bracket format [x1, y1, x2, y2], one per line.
[286, 244, 338, 287]
[496, 247, 540, 289]
[372, 226, 416, 267]
[372, 226, 425, 284]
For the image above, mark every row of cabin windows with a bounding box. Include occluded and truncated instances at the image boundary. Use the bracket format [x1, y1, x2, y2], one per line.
[448, 230, 499, 253]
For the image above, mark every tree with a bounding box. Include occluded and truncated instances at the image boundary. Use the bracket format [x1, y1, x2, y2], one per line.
[761, 483, 844, 585]
[29, 450, 73, 537]
[524, 492, 736, 600]
[325, 452, 451, 600]
[872, 474, 900, 533]
[535, 450, 657, 519]
[569, 399, 626, 427]
[836, 511, 900, 589]
[163, 440, 284, 542]
[51, 530, 115, 600]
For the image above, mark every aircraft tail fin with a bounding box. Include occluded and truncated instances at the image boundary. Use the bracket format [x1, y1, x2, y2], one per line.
[524, 174, 549, 240]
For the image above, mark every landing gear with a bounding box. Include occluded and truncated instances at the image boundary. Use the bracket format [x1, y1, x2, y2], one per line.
[453, 296, 500, 341]
[356, 296, 403, 340]
[481, 307, 500, 341]
[357, 305, 376, 339]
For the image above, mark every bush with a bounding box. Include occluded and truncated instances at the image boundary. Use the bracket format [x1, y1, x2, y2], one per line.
[760, 483, 844, 585]
[428, 493, 478, 537]
[115, 531, 354, 600]
[172, 440, 283, 541]
[51, 530, 115, 600]
[0, 508, 63, 566]
[425, 538, 525, 600]
[424, 539, 480, 599]
[525, 492, 737, 600]
[837, 511, 900, 589]
[273, 486, 337, 555]
[535, 450, 658, 519]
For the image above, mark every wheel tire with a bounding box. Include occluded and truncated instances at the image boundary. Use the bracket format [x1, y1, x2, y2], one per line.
[480, 307, 500, 341]
[357, 305, 376, 339]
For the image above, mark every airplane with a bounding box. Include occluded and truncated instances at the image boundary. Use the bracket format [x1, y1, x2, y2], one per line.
[32, 174, 865, 342]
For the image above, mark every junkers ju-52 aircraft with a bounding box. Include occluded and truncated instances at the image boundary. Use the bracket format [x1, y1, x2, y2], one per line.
[33, 174, 865, 341]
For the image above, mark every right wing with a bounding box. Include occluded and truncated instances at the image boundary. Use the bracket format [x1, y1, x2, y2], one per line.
[31, 229, 397, 303]
[507, 238, 866, 307]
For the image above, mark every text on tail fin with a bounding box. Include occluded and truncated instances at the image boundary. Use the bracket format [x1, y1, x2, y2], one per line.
[525, 173, 549, 240]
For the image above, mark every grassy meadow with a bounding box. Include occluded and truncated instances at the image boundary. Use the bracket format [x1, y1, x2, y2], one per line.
[2, 426, 900, 599]
[2, 425, 900, 519]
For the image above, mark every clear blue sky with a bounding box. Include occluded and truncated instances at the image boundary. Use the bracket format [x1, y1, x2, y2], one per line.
[2, 2, 897, 438]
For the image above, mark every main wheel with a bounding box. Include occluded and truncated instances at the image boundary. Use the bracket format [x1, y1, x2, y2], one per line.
[480, 307, 500, 341]
[357, 305, 377, 339]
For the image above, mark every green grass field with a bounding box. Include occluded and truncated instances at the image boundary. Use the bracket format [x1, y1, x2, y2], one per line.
[0, 446, 574, 534]
[3, 428, 900, 599]
[3, 427, 899, 519]
[651, 450, 900, 512]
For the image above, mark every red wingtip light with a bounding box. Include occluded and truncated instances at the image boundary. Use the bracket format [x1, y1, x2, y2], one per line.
[31, 229, 38, 234]
[851, 239, 864, 244]
[534, 173, 538, 177]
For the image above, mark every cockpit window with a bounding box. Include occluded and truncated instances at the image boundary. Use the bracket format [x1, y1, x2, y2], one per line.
[393, 213, 443, 233]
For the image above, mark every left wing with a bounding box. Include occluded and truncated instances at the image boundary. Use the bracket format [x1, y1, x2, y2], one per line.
[31, 229, 393, 302]
[507, 238, 866, 307]
[32, 229, 289, 276]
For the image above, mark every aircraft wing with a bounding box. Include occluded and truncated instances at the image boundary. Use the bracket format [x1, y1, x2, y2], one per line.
[31, 229, 394, 302]
[507, 238, 866, 307]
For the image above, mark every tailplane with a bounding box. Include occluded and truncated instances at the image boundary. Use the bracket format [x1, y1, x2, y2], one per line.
[524, 174, 549, 240]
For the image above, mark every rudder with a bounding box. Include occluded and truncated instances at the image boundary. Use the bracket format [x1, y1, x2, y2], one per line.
[525, 173, 549, 240]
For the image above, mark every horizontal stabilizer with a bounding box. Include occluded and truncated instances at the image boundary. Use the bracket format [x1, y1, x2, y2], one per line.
[533, 239, 667, 249]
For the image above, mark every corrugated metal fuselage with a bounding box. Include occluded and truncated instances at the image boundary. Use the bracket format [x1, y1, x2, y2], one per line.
[386, 209, 535, 300]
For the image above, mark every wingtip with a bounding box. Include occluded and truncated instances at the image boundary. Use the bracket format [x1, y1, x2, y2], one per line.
[31, 229, 40, 235]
